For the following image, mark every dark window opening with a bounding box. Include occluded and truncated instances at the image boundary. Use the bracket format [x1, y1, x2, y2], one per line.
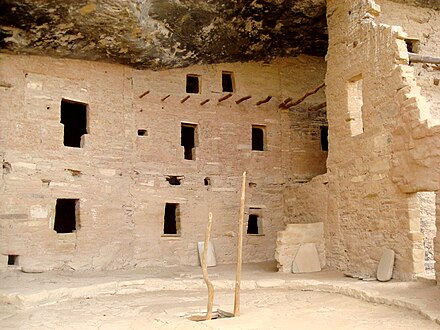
[163, 203, 180, 235]
[204, 177, 211, 186]
[252, 126, 265, 151]
[181, 124, 197, 160]
[222, 72, 234, 93]
[54, 199, 78, 234]
[166, 176, 182, 185]
[61, 99, 87, 148]
[138, 129, 147, 136]
[186, 75, 200, 94]
[405, 39, 420, 53]
[320, 126, 328, 151]
[7, 255, 18, 266]
[247, 214, 260, 235]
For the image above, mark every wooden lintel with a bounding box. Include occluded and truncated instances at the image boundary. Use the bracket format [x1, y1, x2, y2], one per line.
[409, 52, 440, 64]
[161, 94, 170, 102]
[218, 93, 233, 102]
[290, 83, 325, 107]
[256, 96, 272, 106]
[139, 90, 150, 99]
[200, 99, 210, 106]
[235, 96, 252, 104]
[279, 97, 292, 108]
[180, 95, 190, 103]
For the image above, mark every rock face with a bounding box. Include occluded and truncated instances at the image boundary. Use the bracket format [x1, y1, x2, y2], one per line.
[0, 0, 328, 69]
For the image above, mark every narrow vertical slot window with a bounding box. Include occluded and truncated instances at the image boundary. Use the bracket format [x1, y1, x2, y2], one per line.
[347, 75, 364, 136]
[163, 203, 180, 236]
[247, 208, 263, 235]
[320, 126, 328, 151]
[252, 125, 265, 151]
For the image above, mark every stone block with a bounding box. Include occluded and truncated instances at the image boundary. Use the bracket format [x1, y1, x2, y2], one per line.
[292, 243, 321, 273]
[377, 249, 395, 282]
[197, 241, 217, 267]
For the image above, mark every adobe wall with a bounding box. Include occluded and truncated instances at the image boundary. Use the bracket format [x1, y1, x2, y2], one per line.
[0, 54, 327, 271]
[326, 0, 439, 280]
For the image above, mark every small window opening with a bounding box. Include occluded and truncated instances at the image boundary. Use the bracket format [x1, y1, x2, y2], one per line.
[181, 123, 197, 160]
[405, 39, 420, 53]
[222, 72, 234, 93]
[138, 129, 147, 136]
[320, 126, 328, 151]
[247, 209, 263, 235]
[54, 199, 78, 233]
[204, 177, 211, 186]
[186, 75, 200, 94]
[7, 255, 18, 266]
[166, 175, 182, 185]
[347, 75, 364, 136]
[163, 203, 180, 235]
[252, 125, 265, 151]
[61, 99, 87, 148]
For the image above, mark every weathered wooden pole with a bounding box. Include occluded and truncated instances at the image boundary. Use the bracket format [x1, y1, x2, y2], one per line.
[409, 52, 440, 64]
[234, 171, 247, 317]
[202, 212, 214, 320]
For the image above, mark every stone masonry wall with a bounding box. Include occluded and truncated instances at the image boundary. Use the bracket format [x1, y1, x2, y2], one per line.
[326, 0, 439, 280]
[0, 54, 327, 271]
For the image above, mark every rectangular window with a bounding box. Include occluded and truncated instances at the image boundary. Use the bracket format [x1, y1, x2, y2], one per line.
[54, 199, 78, 233]
[186, 75, 200, 94]
[7, 255, 18, 266]
[181, 123, 197, 160]
[137, 129, 147, 136]
[320, 126, 328, 151]
[405, 38, 420, 53]
[252, 125, 265, 151]
[347, 75, 364, 136]
[222, 71, 234, 92]
[247, 208, 263, 235]
[61, 99, 88, 148]
[163, 203, 180, 236]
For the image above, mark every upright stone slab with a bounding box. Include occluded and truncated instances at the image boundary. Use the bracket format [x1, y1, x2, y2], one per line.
[292, 243, 321, 273]
[377, 248, 395, 282]
[197, 241, 217, 267]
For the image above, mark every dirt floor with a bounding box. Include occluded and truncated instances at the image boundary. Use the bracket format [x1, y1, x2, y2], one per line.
[1, 263, 439, 329]
[1, 288, 438, 329]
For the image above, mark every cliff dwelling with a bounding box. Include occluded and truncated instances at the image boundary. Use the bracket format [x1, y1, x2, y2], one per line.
[0, 0, 439, 328]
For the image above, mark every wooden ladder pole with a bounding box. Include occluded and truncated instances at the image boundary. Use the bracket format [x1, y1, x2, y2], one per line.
[202, 212, 214, 320]
[234, 171, 247, 317]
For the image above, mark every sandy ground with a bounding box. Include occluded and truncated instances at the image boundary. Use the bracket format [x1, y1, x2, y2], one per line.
[1, 288, 438, 330]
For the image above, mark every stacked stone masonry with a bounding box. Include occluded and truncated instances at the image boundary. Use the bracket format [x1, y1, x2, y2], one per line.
[0, 54, 327, 272]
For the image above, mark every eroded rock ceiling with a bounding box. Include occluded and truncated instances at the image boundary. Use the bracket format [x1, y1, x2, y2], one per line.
[0, 0, 438, 69]
[0, 0, 327, 69]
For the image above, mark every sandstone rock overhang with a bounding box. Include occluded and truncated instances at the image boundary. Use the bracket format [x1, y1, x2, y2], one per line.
[0, 0, 328, 70]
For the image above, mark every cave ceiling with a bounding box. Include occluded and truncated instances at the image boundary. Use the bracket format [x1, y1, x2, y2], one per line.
[0, 0, 437, 70]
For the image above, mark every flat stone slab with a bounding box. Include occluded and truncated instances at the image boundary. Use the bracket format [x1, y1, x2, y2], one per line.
[292, 243, 321, 273]
[377, 249, 395, 282]
[197, 241, 217, 267]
